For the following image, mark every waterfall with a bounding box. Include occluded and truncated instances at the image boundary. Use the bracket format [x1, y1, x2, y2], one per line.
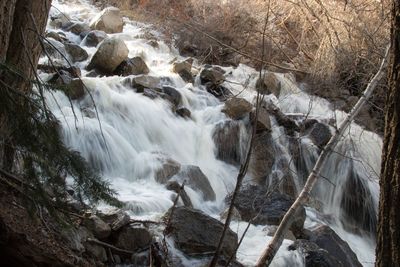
[43, 1, 381, 266]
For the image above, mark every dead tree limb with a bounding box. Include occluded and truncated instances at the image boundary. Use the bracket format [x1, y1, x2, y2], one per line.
[255, 45, 390, 267]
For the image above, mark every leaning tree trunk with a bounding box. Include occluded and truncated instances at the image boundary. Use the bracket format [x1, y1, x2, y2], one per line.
[0, 0, 52, 170]
[376, 1, 400, 266]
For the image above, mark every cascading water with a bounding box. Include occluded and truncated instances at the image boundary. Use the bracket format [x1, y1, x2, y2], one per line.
[43, 1, 381, 266]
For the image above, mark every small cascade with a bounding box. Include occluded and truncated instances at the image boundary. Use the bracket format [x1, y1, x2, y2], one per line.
[42, 1, 382, 266]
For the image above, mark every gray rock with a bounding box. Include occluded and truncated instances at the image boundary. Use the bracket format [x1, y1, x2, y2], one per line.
[66, 22, 90, 35]
[61, 226, 92, 252]
[222, 98, 253, 120]
[227, 185, 306, 235]
[48, 70, 85, 100]
[49, 13, 71, 29]
[154, 158, 181, 184]
[90, 7, 124, 34]
[46, 31, 67, 42]
[162, 86, 182, 108]
[249, 132, 275, 184]
[200, 66, 231, 100]
[81, 30, 108, 47]
[87, 37, 129, 73]
[85, 242, 108, 262]
[305, 122, 332, 147]
[83, 215, 111, 240]
[166, 181, 193, 208]
[115, 223, 152, 252]
[288, 239, 343, 267]
[176, 107, 191, 119]
[167, 207, 238, 258]
[251, 105, 272, 132]
[309, 225, 362, 267]
[114, 57, 150, 76]
[124, 75, 161, 92]
[174, 165, 216, 201]
[173, 60, 194, 83]
[98, 209, 131, 231]
[256, 72, 281, 97]
[64, 42, 89, 62]
[212, 120, 244, 165]
[43, 37, 67, 60]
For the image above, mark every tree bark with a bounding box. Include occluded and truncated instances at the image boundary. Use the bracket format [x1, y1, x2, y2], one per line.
[376, 1, 400, 266]
[0, 0, 51, 170]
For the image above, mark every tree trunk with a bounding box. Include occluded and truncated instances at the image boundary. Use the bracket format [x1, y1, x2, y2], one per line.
[376, 1, 400, 266]
[0, 0, 51, 170]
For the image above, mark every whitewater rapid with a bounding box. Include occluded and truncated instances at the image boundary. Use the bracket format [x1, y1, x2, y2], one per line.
[42, 1, 382, 266]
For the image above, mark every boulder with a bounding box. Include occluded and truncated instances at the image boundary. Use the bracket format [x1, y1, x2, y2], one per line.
[173, 59, 194, 83]
[162, 86, 182, 108]
[256, 72, 281, 97]
[288, 239, 343, 267]
[66, 22, 90, 35]
[38, 64, 81, 77]
[114, 57, 150, 76]
[166, 181, 193, 208]
[85, 242, 108, 262]
[309, 225, 362, 267]
[64, 42, 89, 62]
[49, 13, 71, 29]
[200, 66, 231, 100]
[61, 226, 92, 253]
[304, 122, 332, 148]
[227, 185, 306, 235]
[83, 215, 111, 240]
[176, 107, 191, 119]
[222, 98, 253, 120]
[48, 70, 85, 100]
[124, 75, 161, 92]
[46, 31, 67, 42]
[249, 132, 275, 184]
[154, 158, 181, 184]
[81, 30, 108, 47]
[250, 106, 272, 133]
[90, 7, 124, 34]
[167, 207, 238, 258]
[87, 37, 129, 74]
[268, 106, 299, 136]
[212, 120, 243, 165]
[98, 209, 130, 231]
[115, 223, 152, 252]
[43, 38, 67, 60]
[173, 165, 216, 201]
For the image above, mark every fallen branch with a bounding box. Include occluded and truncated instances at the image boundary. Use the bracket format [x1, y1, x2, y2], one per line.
[255, 45, 390, 267]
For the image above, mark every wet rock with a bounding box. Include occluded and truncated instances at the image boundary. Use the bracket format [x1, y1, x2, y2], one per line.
[166, 181, 193, 208]
[66, 22, 90, 35]
[212, 120, 244, 165]
[154, 158, 181, 184]
[46, 31, 67, 42]
[228, 185, 306, 234]
[250, 106, 272, 133]
[81, 30, 108, 47]
[90, 7, 124, 34]
[115, 223, 152, 252]
[249, 132, 275, 184]
[43, 37, 66, 60]
[167, 207, 238, 258]
[49, 13, 71, 29]
[62, 226, 92, 252]
[38, 64, 81, 77]
[200, 66, 231, 100]
[256, 72, 281, 97]
[222, 98, 253, 120]
[173, 165, 216, 201]
[220, 207, 241, 221]
[83, 215, 111, 240]
[162, 86, 182, 108]
[265, 225, 295, 241]
[85, 242, 107, 262]
[124, 75, 161, 92]
[87, 37, 129, 74]
[147, 40, 159, 48]
[173, 59, 194, 83]
[309, 225, 362, 267]
[176, 107, 191, 119]
[131, 251, 150, 266]
[288, 239, 343, 267]
[304, 122, 332, 148]
[99, 209, 131, 231]
[64, 42, 89, 62]
[268, 106, 299, 136]
[48, 71, 85, 100]
[114, 57, 150, 76]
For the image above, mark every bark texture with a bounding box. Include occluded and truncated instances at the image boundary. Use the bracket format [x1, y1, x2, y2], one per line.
[376, 1, 400, 266]
[0, 0, 51, 170]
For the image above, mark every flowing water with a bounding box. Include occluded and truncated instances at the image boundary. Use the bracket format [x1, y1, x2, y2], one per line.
[42, 1, 382, 266]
